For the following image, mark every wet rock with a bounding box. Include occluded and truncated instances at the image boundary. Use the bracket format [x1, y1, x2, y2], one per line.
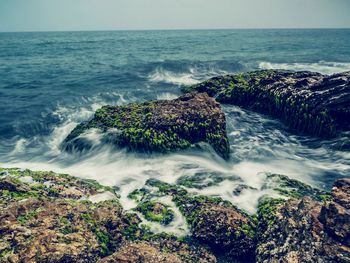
[0, 168, 217, 262]
[263, 173, 331, 201]
[0, 176, 30, 193]
[97, 241, 182, 263]
[98, 237, 216, 263]
[177, 171, 241, 190]
[63, 92, 230, 159]
[184, 70, 350, 137]
[135, 201, 175, 225]
[331, 178, 350, 209]
[147, 179, 256, 260]
[0, 168, 127, 262]
[320, 178, 350, 246]
[256, 178, 350, 263]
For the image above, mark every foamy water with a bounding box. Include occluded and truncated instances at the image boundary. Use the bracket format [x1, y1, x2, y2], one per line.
[3, 90, 349, 218]
[259, 61, 350, 75]
[1, 29, 350, 235]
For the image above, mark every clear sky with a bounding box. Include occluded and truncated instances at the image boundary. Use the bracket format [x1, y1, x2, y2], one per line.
[1, 0, 350, 32]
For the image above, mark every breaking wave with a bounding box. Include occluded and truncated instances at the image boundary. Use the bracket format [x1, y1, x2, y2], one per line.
[259, 61, 350, 75]
[148, 66, 228, 86]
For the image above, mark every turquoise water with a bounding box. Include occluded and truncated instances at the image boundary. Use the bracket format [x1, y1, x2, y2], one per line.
[0, 29, 349, 220]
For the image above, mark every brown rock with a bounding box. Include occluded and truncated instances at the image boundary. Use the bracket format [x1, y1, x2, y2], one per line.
[97, 242, 182, 263]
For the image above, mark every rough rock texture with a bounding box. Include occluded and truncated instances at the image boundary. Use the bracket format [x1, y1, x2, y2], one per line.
[319, 178, 350, 247]
[256, 179, 350, 263]
[98, 239, 216, 263]
[147, 179, 257, 261]
[184, 70, 350, 138]
[135, 201, 175, 226]
[0, 169, 129, 262]
[1, 167, 349, 263]
[97, 241, 182, 263]
[63, 92, 230, 159]
[262, 173, 332, 201]
[0, 168, 216, 263]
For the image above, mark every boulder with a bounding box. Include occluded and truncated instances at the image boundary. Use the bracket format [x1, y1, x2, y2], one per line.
[0, 168, 217, 263]
[97, 241, 182, 263]
[256, 178, 350, 263]
[184, 70, 350, 138]
[63, 92, 230, 159]
[97, 239, 216, 263]
[146, 179, 257, 260]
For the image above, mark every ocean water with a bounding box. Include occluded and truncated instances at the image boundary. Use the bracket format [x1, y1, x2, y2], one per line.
[1, 29, 350, 233]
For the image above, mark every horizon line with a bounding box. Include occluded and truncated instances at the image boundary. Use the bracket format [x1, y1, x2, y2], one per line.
[1, 27, 350, 34]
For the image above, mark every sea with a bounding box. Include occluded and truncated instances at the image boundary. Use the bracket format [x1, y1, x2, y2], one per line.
[0, 29, 349, 235]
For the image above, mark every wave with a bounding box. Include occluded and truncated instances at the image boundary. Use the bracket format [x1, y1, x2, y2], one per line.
[156, 92, 179, 100]
[148, 68, 200, 86]
[148, 66, 228, 86]
[259, 61, 350, 75]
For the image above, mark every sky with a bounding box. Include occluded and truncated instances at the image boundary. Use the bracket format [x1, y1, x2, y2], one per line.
[0, 0, 350, 32]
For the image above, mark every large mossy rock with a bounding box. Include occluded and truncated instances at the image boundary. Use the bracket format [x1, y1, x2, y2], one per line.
[256, 179, 350, 262]
[184, 70, 350, 138]
[63, 92, 230, 159]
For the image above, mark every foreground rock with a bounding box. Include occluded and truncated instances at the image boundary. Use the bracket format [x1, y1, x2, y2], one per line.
[184, 70, 350, 138]
[146, 179, 257, 261]
[257, 179, 350, 262]
[1, 167, 349, 262]
[0, 168, 215, 262]
[63, 92, 230, 159]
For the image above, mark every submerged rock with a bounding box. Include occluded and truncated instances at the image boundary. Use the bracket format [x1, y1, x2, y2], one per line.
[63, 92, 230, 159]
[184, 70, 350, 137]
[257, 179, 350, 262]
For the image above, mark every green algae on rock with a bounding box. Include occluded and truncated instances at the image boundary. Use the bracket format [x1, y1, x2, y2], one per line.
[256, 179, 350, 262]
[262, 173, 332, 201]
[184, 70, 350, 138]
[135, 201, 175, 226]
[63, 92, 230, 159]
[145, 179, 257, 260]
[0, 168, 217, 263]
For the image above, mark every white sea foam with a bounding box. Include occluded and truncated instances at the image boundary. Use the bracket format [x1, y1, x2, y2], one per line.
[259, 61, 350, 75]
[3, 91, 349, 221]
[87, 191, 117, 203]
[135, 196, 190, 237]
[156, 92, 179, 100]
[148, 68, 200, 86]
[148, 66, 228, 86]
[11, 138, 28, 154]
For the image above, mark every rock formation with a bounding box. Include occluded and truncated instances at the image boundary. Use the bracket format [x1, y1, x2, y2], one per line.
[184, 70, 350, 138]
[63, 92, 230, 159]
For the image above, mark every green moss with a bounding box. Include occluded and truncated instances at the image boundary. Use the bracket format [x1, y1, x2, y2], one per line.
[127, 188, 149, 201]
[17, 210, 39, 225]
[266, 174, 331, 201]
[183, 70, 338, 137]
[64, 94, 230, 159]
[95, 229, 111, 255]
[135, 201, 174, 225]
[177, 172, 239, 190]
[257, 197, 285, 232]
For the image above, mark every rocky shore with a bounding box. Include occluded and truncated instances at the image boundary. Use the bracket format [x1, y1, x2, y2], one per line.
[0, 168, 349, 262]
[183, 70, 350, 139]
[63, 92, 230, 159]
[1, 70, 350, 262]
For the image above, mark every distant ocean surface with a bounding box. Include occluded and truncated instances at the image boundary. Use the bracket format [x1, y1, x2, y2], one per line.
[1, 29, 350, 223]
